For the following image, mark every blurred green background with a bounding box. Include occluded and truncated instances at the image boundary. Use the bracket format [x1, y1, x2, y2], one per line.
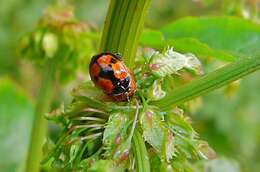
[0, 0, 260, 172]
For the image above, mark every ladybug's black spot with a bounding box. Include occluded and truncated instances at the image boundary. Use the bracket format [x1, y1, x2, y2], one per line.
[99, 67, 114, 79]
[98, 64, 120, 86]
[112, 77, 130, 95]
[110, 57, 117, 64]
[120, 77, 130, 89]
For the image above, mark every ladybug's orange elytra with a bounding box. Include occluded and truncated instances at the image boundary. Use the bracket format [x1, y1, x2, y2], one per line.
[89, 52, 137, 101]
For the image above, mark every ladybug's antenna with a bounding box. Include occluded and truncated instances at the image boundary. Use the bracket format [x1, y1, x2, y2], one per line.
[126, 92, 130, 102]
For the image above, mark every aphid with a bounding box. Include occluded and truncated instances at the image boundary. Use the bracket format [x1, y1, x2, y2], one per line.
[89, 52, 137, 101]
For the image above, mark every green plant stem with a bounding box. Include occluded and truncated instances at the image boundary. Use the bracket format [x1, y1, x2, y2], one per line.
[25, 58, 57, 172]
[152, 56, 260, 110]
[100, 0, 151, 171]
[100, 0, 151, 69]
[133, 131, 151, 172]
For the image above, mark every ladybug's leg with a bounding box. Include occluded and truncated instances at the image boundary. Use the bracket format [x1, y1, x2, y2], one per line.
[125, 92, 130, 102]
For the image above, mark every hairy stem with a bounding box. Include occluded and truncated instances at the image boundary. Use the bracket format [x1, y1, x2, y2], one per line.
[25, 58, 57, 172]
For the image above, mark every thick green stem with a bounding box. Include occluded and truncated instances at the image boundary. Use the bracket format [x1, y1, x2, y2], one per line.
[100, 0, 151, 171]
[100, 0, 151, 69]
[25, 58, 57, 172]
[152, 56, 260, 110]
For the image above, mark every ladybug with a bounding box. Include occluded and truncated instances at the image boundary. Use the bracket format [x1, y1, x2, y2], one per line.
[89, 52, 137, 101]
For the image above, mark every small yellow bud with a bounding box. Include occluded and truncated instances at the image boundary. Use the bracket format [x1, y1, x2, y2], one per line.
[42, 32, 58, 58]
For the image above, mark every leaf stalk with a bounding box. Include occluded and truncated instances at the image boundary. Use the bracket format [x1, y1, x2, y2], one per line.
[25, 58, 57, 172]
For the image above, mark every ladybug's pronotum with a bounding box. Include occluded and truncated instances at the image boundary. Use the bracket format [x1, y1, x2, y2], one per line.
[89, 52, 137, 101]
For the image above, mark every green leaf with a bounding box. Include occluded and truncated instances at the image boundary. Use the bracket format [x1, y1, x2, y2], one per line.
[19, 5, 95, 83]
[74, 96, 111, 112]
[0, 77, 34, 172]
[69, 141, 82, 165]
[166, 110, 195, 138]
[139, 29, 235, 61]
[161, 16, 260, 60]
[88, 160, 125, 172]
[140, 110, 164, 152]
[162, 129, 175, 162]
[152, 55, 260, 110]
[71, 81, 105, 100]
[165, 111, 203, 160]
[166, 38, 235, 61]
[140, 109, 174, 161]
[140, 29, 165, 49]
[146, 80, 166, 101]
[149, 48, 202, 77]
[103, 113, 131, 158]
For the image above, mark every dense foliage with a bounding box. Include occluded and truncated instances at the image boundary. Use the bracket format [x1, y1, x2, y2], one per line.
[1, 0, 260, 172]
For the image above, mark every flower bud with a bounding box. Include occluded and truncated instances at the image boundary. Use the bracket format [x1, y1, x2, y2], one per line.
[42, 32, 58, 58]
